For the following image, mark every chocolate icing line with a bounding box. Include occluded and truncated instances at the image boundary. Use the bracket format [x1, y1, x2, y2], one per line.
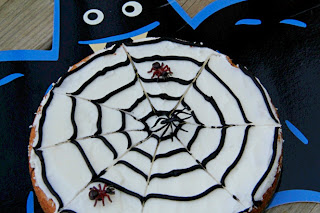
[117, 112, 126, 132]
[204, 64, 251, 124]
[144, 184, 223, 202]
[150, 164, 202, 181]
[55, 44, 121, 88]
[120, 131, 132, 149]
[251, 127, 279, 205]
[123, 93, 147, 112]
[92, 102, 102, 136]
[94, 178, 144, 203]
[69, 96, 78, 140]
[34, 149, 64, 210]
[154, 148, 188, 161]
[69, 58, 131, 96]
[70, 140, 98, 179]
[187, 126, 204, 151]
[139, 76, 193, 85]
[60, 210, 77, 213]
[201, 127, 227, 168]
[131, 55, 203, 67]
[115, 160, 148, 181]
[123, 47, 157, 114]
[181, 100, 204, 126]
[131, 147, 153, 161]
[193, 82, 226, 126]
[148, 93, 181, 101]
[169, 55, 211, 117]
[239, 65, 279, 124]
[92, 135, 118, 160]
[124, 37, 206, 49]
[220, 126, 252, 187]
[91, 75, 138, 104]
[34, 91, 54, 149]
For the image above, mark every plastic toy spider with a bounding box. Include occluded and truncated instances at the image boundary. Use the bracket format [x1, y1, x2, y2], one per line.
[148, 62, 173, 79]
[152, 108, 192, 139]
[89, 183, 115, 207]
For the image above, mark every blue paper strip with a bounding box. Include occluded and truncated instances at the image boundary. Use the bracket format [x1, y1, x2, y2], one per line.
[285, 120, 308, 144]
[0, 0, 60, 62]
[235, 19, 261, 25]
[26, 191, 34, 213]
[280, 19, 307, 28]
[168, 0, 247, 29]
[0, 73, 24, 86]
[268, 190, 320, 209]
[78, 22, 160, 44]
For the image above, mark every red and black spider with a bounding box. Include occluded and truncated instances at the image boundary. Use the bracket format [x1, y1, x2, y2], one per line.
[152, 108, 192, 139]
[89, 183, 115, 207]
[148, 62, 173, 79]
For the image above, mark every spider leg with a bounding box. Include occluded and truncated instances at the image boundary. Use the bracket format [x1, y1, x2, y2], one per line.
[148, 68, 155, 73]
[98, 184, 102, 191]
[161, 124, 171, 138]
[181, 115, 192, 121]
[94, 199, 98, 207]
[102, 197, 105, 206]
[103, 184, 107, 191]
[163, 65, 171, 72]
[91, 186, 98, 191]
[170, 123, 174, 141]
[107, 194, 113, 203]
[153, 123, 169, 132]
[173, 122, 189, 132]
[152, 117, 165, 128]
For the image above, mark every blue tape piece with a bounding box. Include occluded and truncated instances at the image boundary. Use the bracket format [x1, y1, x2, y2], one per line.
[285, 120, 308, 144]
[26, 191, 34, 213]
[0, 73, 24, 86]
[235, 19, 261, 25]
[280, 19, 307, 28]
[78, 22, 160, 44]
[45, 84, 53, 95]
[0, 0, 60, 62]
[268, 190, 320, 209]
[168, 0, 247, 29]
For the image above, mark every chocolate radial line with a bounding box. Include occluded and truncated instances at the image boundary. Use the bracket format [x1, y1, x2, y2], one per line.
[122, 45, 156, 114]
[169, 55, 212, 117]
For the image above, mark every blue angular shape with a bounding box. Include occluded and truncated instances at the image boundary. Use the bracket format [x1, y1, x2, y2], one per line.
[79, 21, 160, 44]
[0, 73, 24, 87]
[27, 191, 34, 213]
[235, 19, 261, 25]
[0, 0, 60, 61]
[285, 120, 308, 144]
[268, 190, 320, 209]
[168, 0, 247, 29]
[280, 19, 307, 28]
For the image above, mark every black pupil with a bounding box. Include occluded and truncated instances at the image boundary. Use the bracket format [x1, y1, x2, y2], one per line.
[125, 5, 135, 13]
[88, 13, 98, 20]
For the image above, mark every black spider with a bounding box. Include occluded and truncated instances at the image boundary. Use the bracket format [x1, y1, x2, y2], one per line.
[152, 108, 192, 139]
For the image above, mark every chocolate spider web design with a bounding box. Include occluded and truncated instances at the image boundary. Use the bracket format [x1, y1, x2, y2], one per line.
[33, 40, 281, 212]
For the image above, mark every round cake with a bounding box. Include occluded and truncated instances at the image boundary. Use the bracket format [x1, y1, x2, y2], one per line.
[29, 37, 283, 213]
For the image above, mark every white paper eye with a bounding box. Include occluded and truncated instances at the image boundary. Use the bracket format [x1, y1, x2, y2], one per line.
[122, 1, 143, 17]
[83, 9, 104, 25]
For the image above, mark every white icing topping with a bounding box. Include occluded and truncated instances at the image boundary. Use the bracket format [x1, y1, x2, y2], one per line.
[29, 38, 282, 213]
